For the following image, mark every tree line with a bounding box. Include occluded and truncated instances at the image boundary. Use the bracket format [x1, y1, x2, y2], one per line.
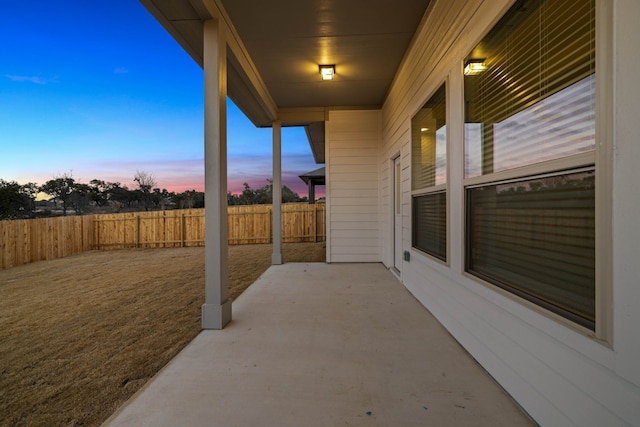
[0, 172, 306, 220]
[227, 181, 306, 206]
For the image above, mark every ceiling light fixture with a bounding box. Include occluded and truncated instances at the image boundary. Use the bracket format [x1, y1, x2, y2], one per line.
[319, 64, 335, 81]
[464, 59, 487, 75]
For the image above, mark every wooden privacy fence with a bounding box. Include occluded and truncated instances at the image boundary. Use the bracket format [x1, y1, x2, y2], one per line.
[92, 208, 205, 250]
[94, 203, 325, 248]
[0, 203, 325, 269]
[227, 203, 325, 245]
[0, 216, 93, 270]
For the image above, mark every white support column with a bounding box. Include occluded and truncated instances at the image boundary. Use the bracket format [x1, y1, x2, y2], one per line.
[202, 18, 231, 329]
[271, 120, 283, 265]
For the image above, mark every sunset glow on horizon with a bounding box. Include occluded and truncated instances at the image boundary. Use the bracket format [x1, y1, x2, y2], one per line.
[0, 1, 323, 200]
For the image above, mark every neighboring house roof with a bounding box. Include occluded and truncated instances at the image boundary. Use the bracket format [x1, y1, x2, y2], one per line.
[298, 167, 326, 186]
[139, 0, 431, 163]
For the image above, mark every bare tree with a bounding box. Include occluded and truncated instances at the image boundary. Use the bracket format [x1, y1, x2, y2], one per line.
[133, 171, 156, 192]
[134, 170, 156, 211]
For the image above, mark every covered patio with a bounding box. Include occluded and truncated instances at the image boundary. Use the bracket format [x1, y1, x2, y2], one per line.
[131, 0, 640, 424]
[103, 263, 533, 426]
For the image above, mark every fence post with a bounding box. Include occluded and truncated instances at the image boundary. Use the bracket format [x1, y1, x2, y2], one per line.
[268, 208, 272, 243]
[313, 205, 317, 242]
[181, 213, 186, 247]
[135, 215, 141, 248]
[95, 217, 100, 250]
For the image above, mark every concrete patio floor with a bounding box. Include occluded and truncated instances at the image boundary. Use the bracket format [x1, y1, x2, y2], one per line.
[103, 263, 535, 426]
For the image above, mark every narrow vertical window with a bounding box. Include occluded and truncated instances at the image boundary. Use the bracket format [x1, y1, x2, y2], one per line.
[412, 84, 447, 261]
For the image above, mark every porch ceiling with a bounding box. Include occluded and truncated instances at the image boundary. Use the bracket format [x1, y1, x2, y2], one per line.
[140, 0, 431, 163]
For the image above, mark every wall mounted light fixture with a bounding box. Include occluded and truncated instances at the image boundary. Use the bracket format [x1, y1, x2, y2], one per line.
[319, 64, 335, 80]
[464, 59, 487, 75]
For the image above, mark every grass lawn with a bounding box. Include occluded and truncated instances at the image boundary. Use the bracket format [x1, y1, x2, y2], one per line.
[0, 242, 325, 427]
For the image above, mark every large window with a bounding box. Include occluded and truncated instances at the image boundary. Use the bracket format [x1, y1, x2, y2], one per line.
[412, 84, 447, 261]
[464, 0, 596, 329]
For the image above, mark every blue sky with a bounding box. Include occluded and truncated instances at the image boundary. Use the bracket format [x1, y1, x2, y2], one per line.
[0, 1, 321, 196]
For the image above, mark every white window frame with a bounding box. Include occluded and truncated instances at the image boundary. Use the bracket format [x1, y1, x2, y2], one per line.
[459, 0, 612, 342]
[411, 82, 449, 263]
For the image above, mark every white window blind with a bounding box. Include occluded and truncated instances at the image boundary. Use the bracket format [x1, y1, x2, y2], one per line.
[467, 170, 595, 328]
[465, 0, 595, 177]
[463, 0, 597, 329]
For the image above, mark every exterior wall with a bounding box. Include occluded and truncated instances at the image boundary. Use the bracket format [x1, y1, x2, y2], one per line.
[325, 110, 381, 263]
[377, 0, 640, 426]
[611, 0, 640, 392]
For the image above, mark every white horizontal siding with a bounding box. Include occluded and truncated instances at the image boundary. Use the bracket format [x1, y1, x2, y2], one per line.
[327, 228, 375, 238]
[329, 156, 378, 166]
[326, 110, 381, 263]
[331, 164, 382, 174]
[327, 180, 376, 191]
[378, 0, 640, 426]
[330, 189, 378, 199]
[330, 221, 378, 231]
[331, 238, 379, 251]
[330, 213, 378, 223]
[331, 204, 378, 214]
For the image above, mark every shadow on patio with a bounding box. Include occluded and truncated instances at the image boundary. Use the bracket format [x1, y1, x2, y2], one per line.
[103, 263, 534, 426]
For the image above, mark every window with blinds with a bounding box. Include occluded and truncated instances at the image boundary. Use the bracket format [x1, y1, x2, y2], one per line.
[467, 170, 595, 329]
[464, 0, 595, 177]
[412, 84, 447, 260]
[463, 0, 596, 329]
[413, 191, 447, 261]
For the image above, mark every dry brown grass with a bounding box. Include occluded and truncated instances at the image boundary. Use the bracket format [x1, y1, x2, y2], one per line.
[0, 242, 325, 427]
